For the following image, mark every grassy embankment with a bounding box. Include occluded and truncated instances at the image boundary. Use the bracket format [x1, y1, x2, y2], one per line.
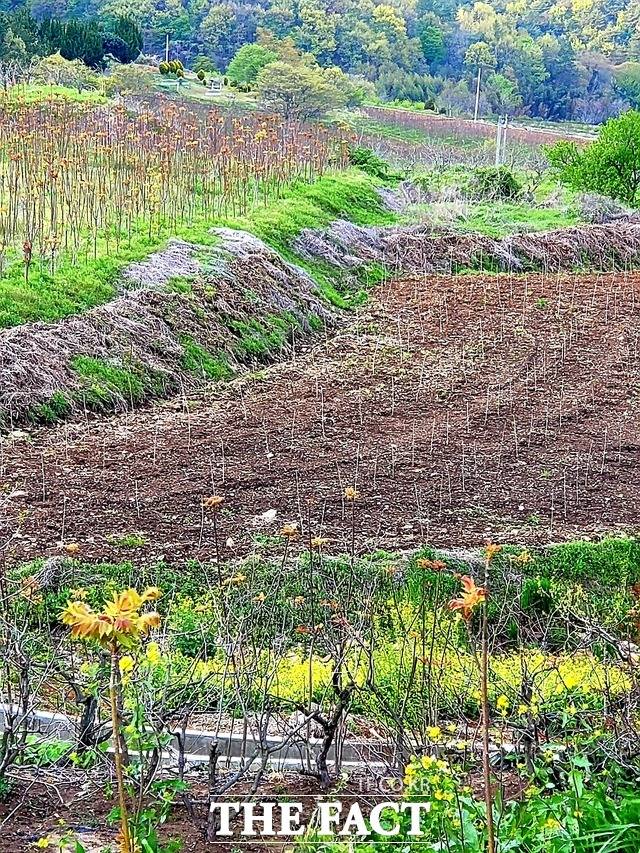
[11, 535, 639, 721]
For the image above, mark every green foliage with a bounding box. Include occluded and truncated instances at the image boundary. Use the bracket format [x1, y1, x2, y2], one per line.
[227, 315, 289, 359]
[39, 18, 106, 68]
[9, 82, 106, 103]
[615, 63, 640, 109]
[192, 55, 215, 74]
[180, 336, 233, 379]
[419, 23, 445, 66]
[109, 780, 185, 853]
[256, 60, 348, 119]
[375, 68, 436, 104]
[458, 201, 577, 237]
[71, 355, 148, 409]
[108, 532, 148, 548]
[227, 169, 395, 251]
[105, 16, 143, 63]
[348, 146, 400, 182]
[226, 43, 277, 86]
[471, 166, 523, 200]
[0, 777, 12, 801]
[28, 391, 72, 425]
[547, 110, 640, 206]
[346, 755, 640, 853]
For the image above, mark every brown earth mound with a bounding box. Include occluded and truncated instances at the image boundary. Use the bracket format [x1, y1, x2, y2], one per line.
[2, 268, 639, 564]
[0, 231, 335, 426]
[295, 220, 640, 275]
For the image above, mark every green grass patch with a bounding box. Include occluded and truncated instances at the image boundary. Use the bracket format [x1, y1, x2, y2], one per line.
[107, 532, 148, 548]
[0, 215, 222, 329]
[180, 336, 233, 380]
[71, 355, 153, 410]
[226, 313, 295, 359]
[2, 168, 393, 329]
[3, 84, 107, 105]
[223, 169, 395, 251]
[456, 201, 578, 237]
[26, 391, 72, 425]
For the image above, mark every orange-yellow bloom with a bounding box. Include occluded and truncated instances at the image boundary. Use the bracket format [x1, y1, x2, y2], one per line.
[60, 587, 162, 648]
[449, 575, 487, 621]
[485, 543, 502, 562]
[417, 558, 447, 572]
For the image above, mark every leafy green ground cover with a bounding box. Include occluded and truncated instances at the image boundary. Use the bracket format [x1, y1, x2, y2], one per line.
[2, 83, 108, 105]
[1, 168, 392, 329]
[13, 535, 639, 719]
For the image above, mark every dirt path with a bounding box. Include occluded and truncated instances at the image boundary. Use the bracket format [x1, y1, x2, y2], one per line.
[3, 271, 640, 566]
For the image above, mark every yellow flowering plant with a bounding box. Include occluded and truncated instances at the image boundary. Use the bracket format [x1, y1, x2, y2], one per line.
[60, 587, 162, 853]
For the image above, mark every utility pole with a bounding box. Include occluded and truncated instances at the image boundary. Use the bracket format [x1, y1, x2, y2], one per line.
[495, 115, 502, 166]
[494, 115, 509, 165]
[165, 32, 170, 63]
[473, 64, 482, 122]
[501, 114, 508, 162]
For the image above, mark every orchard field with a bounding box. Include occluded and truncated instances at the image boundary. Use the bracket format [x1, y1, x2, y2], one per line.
[0, 84, 640, 853]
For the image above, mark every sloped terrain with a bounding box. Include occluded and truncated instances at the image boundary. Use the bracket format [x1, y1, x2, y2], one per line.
[0, 230, 336, 426]
[295, 219, 640, 274]
[2, 267, 640, 563]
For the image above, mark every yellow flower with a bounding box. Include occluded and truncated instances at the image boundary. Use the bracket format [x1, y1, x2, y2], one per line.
[223, 573, 247, 586]
[544, 817, 560, 830]
[344, 486, 359, 501]
[427, 726, 442, 740]
[69, 587, 88, 600]
[496, 694, 510, 715]
[449, 576, 486, 620]
[434, 790, 454, 802]
[119, 655, 134, 675]
[35, 839, 50, 849]
[511, 550, 532, 565]
[60, 587, 162, 647]
[146, 642, 162, 665]
[485, 543, 502, 561]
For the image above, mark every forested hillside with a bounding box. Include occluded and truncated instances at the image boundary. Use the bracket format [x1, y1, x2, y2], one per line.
[5, 0, 640, 120]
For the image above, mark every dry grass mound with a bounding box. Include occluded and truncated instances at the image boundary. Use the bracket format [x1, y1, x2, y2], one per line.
[0, 230, 336, 427]
[295, 221, 640, 275]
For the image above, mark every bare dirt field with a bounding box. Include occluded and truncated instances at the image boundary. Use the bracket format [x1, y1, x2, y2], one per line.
[2, 270, 640, 565]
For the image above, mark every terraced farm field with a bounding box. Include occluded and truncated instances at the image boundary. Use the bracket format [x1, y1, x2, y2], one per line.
[3, 91, 640, 853]
[3, 267, 639, 563]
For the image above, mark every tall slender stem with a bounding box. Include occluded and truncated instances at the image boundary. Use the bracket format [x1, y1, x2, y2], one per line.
[110, 647, 132, 853]
[481, 558, 496, 853]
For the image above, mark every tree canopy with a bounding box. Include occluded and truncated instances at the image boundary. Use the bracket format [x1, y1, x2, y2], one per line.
[547, 110, 640, 205]
[2, 0, 640, 119]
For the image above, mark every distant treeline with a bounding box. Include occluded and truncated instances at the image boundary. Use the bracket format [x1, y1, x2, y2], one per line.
[2, 0, 640, 121]
[0, 8, 142, 68]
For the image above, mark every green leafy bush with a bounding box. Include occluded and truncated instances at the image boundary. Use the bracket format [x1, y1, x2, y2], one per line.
[472, 165, 523, 200]
[547, 110, 640, 206]
[348, 146, 400, 182]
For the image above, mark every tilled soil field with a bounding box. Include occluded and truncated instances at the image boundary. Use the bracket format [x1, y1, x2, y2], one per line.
[2, 270, 640, 565]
